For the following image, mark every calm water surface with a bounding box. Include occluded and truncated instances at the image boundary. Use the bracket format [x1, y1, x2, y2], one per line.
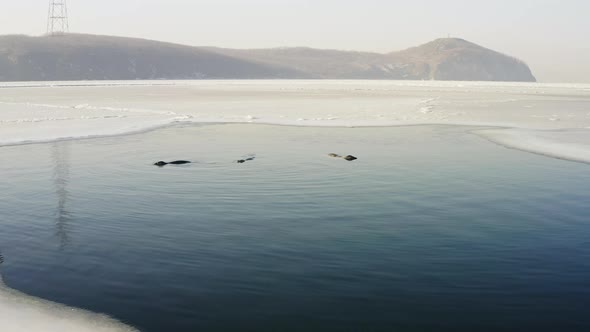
[1, 124, 590, 332]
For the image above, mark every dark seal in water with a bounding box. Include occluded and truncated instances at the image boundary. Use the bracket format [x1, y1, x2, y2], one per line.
[154, 160, 191, 167]
[328, 153, 358, 161]
[236, 156, 256, 164]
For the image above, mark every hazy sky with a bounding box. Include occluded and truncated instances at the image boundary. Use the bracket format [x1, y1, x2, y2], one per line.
[2, 0, 589, 82]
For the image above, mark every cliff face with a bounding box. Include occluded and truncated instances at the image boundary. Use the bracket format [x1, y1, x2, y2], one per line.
[0, 34, 536, 82]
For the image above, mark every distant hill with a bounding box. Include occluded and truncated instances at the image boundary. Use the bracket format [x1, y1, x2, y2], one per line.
[0, 34, 303, 81]
[387, 38, 537, 81]
[210, 38, 536, 81]
[0, 34, 536, 82]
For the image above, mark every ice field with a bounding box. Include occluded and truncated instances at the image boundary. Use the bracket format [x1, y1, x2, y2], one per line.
[1, 80, 589, 163]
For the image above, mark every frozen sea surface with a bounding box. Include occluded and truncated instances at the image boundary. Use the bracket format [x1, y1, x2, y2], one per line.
[1, 80, 590, 163]
[1, 124, 589, 332]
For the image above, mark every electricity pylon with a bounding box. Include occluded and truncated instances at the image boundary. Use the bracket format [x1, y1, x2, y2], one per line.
[47, 0, 69, 35]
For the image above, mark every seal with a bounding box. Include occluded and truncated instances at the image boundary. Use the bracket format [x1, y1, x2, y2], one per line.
[236, 155, 256, 164]
[154, 160, 191, 167]
[328, 153, 358, 161]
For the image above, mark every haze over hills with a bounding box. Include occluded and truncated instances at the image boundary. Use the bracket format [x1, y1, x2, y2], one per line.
[0, 34, 536, 82]
[209, 38, 536, 82]
[0, 34, 303, 81]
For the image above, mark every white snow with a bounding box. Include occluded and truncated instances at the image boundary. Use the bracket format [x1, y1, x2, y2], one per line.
[0, 275, 138, 332]
[474, 128, 590, 164]
[1, 80, 590, 163]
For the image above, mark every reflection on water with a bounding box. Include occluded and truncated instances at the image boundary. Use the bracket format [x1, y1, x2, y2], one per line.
[51, 142, 72, 249]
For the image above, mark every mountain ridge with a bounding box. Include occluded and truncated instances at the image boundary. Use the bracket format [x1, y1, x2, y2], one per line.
[0, 34, 536, 82]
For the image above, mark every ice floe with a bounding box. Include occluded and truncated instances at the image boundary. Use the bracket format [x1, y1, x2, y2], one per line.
[0, 272, 138, 332]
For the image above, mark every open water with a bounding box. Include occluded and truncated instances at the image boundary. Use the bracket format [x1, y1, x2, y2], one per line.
[1, 124, 589, 331]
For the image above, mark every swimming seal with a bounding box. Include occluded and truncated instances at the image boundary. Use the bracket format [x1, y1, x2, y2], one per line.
[328, 153, 358, 161]
[154, 160, 191, 167]
[236, 155, 256, 164]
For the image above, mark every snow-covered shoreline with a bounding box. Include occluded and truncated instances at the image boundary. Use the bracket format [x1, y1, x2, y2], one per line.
[0, 271, 138, 332]
[1, 80, 589, 163]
